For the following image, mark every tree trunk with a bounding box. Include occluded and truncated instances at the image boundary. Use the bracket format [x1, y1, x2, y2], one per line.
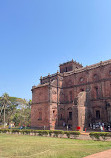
[4, 106, 5, 128]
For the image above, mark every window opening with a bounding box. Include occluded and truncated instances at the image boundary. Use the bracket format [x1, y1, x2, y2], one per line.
[96, 110, 100, 119]
[60, 114, 63, 120]
[53, 110, 55, 118]
[69, 91, 72, 101]
[95, 87, 98, 98]
[69, 112, 72, 120]
[38, 112, 42, 120]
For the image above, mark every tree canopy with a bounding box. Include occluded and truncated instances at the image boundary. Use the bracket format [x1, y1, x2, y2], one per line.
[0, 93, 31, 127]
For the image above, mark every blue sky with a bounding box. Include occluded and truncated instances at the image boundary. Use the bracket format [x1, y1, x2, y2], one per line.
[0, 0, 111, 100]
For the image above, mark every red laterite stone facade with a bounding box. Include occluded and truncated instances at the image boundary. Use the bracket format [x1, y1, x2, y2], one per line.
[31, 59, 111, 131]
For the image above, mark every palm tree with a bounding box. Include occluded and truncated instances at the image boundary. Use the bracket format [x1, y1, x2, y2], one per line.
[0, 93, 10, 128]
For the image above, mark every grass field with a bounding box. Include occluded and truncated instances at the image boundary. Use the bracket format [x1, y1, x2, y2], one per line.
[0, 134, 111, 158]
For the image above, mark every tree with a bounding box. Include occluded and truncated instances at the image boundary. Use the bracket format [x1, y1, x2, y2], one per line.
[0, 93, 11, 128]
[0, 93, 31, 128]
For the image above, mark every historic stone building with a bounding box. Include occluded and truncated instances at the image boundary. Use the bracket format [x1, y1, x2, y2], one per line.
[31, 59, 111, 131]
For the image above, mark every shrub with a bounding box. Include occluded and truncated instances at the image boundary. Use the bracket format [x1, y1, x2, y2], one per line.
[12, 129, 21, 133]
[100, 132, 111, 141]
[59, 130, 64, 138]
[64, 131, 80, 138]
[0, 129, 10, 133]
[64, 131, 71, 138]
[89, 132, 100, 140]
[37, 130, 44, 136]
[0, 129, 80, 139]
[35, 130, 49, 136]
[70, 131, 80, 138]
[53, 130, 64, 137]
[42, 130, 49, 136]
[70, 131, 80, 135]
[100, 133, 108, 141]
[89, 132, 111, 141]
[21, 129, 31, 134]
[32, 130, 38, 134]
[49, 130, 53, 136]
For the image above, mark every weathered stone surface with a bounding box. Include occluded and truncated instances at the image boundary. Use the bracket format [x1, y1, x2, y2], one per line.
[31, 59, 111, 130]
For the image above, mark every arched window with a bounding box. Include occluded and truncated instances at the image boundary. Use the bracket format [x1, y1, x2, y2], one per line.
[94, 74, 97, 79]
[93, 74, 99, 80]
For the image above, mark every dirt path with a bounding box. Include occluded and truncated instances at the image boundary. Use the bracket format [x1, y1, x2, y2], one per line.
[84, 149, 111, 158]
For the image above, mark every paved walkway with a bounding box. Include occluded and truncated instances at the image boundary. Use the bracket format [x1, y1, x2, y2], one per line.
[84, 149, 111, 158]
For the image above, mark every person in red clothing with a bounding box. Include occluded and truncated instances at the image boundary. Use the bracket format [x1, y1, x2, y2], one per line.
[77, 126, 81, 131]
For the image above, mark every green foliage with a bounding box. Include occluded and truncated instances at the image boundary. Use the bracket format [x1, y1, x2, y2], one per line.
[100, 132, 111, 141]
[0, 129, 10, 133]
[89, 132, 111, 141]
[37, 130, 49, 136]
[11, 129, 22, 133]
[53, 130, 64, 137]
[20, 129, 31, 134]
[64, 131, 80, 138]
[0, 129, 80, 139]
[42, 130, 49, 136]
[69, 131, 80, 135]
[49, 130, 53, 136]
[64, 131, 71, 138]
[0, 93, 31, 127]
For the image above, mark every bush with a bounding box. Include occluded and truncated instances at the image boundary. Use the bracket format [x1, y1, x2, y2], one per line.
[20, 129, 32, 134]
[12, 129, 21, 133]
[64, 131, 80, 138]
[64, 131, 71, 138]
[53, 130, 64, 137]
[0, 129, 80, 139]
[70, 131, 80, 138]
[49, 130, 53, 136]
[89, 132, 111, 141]
[0, 129, 10, 133]
[37, 130, 49, 136]
[42, 130, 49, 136]
[70, 131, 80, 135]
[90, 132, 101, 140]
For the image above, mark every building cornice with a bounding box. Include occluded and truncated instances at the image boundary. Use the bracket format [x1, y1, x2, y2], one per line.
[63, 59, 111, 77]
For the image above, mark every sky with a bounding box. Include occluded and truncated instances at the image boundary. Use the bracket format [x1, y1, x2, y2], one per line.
[0, 0, 111, 100]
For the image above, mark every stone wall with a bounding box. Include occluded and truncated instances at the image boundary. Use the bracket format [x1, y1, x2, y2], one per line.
[31, 59, 111, 131]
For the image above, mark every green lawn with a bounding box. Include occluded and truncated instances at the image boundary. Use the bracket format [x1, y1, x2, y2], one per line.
[0, 134, 111, 158]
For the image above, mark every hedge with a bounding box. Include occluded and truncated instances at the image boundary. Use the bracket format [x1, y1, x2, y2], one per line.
[0, 129, 80, 138]
[64, 131, 80, 138]
[89, 132, 111, 141]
